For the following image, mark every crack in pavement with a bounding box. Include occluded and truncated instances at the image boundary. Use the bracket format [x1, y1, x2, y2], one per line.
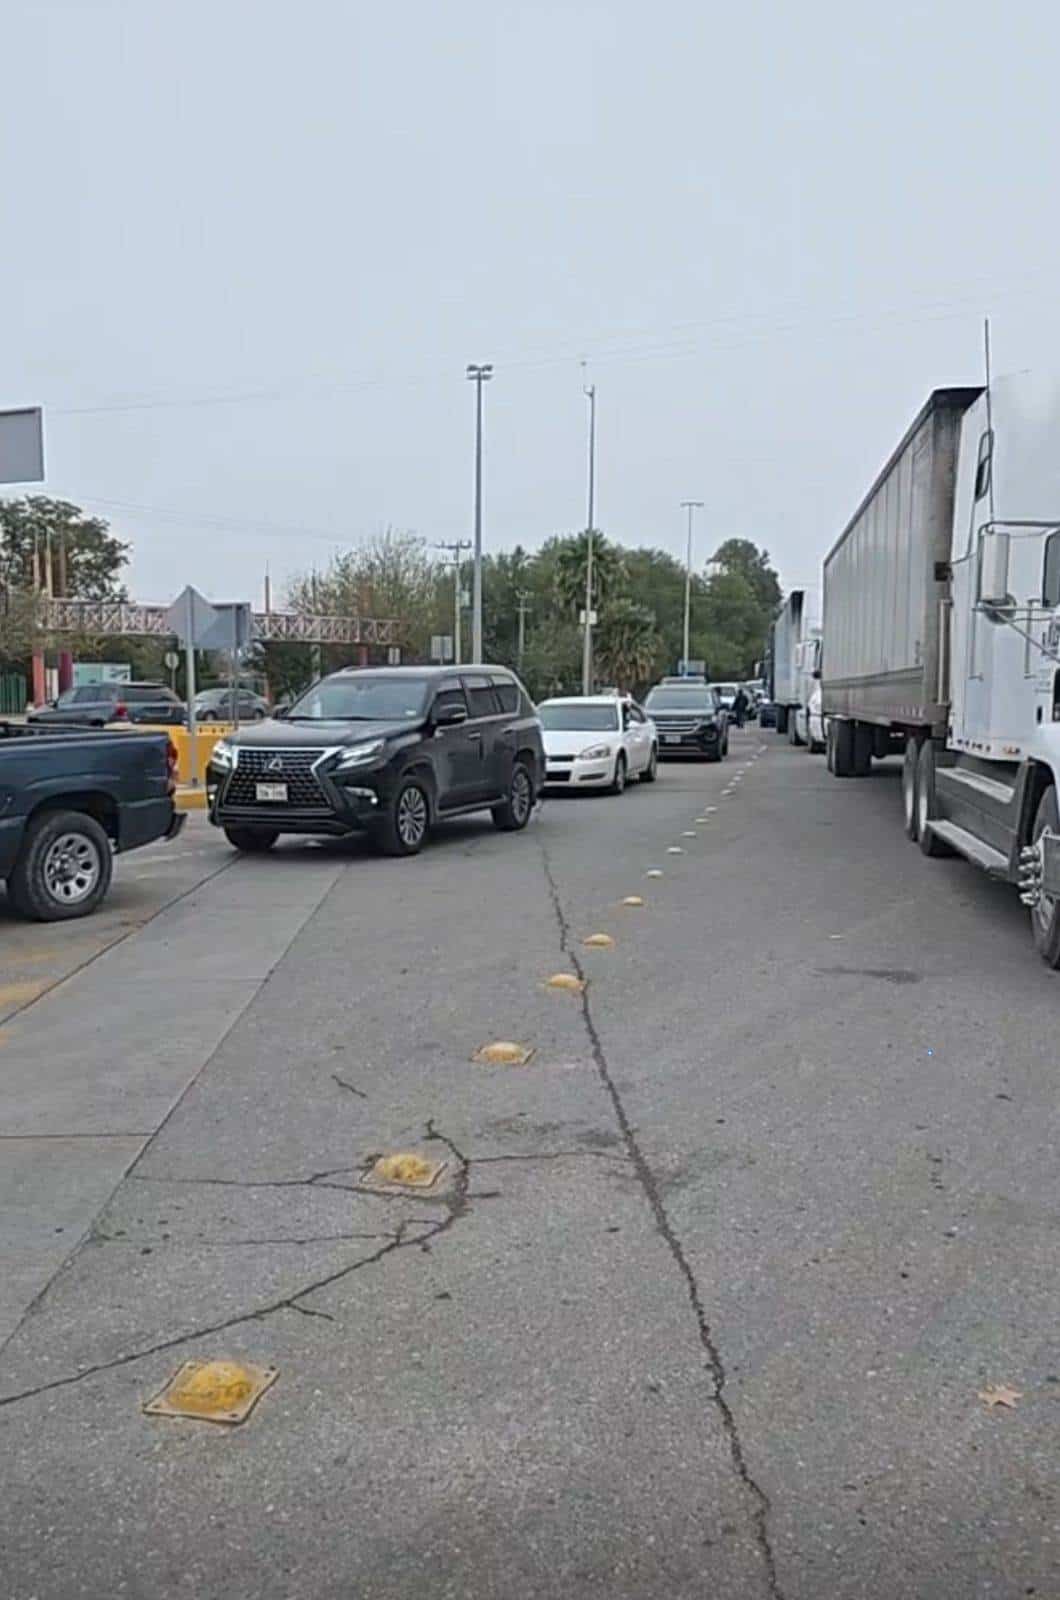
[536, 836, 785, 1600]
[0, 1123, 473, 1413]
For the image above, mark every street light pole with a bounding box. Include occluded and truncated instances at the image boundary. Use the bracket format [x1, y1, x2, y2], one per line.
[466, 363, 493, 663]
[680, 500, 704, 672]
[582, 383, 596, 695]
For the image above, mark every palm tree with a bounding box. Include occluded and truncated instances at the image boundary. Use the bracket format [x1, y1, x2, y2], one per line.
[554, 531, 625, 617]
[594, 598, 660, 693]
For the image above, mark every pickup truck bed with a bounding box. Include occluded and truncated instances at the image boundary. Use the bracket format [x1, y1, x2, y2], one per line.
[0, 722, 185, 920]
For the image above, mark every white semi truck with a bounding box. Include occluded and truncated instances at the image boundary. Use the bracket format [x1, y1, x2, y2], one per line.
[821, 377, 1060, 966]
[771, 589, 822, 747]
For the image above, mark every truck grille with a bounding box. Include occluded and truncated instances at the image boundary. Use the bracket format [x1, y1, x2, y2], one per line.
[224, 747, 331, 812]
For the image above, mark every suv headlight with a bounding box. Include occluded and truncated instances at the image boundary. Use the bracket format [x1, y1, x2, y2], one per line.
[336, 739, 385, 770]
[211, 739, 236, 770]
[578, 743, 612, 761]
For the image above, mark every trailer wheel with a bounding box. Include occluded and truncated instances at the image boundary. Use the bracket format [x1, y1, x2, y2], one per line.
[832, 719, 856, 778]
[1029, 787, 1060, 968]
[902, 738, 920, 840]
[853, 721, 873, 777]
[916, 740, 955, 857]
[775, 706, 789, 736]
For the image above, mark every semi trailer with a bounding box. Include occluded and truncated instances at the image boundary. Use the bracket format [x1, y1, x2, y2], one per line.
[821, 376, 1060, 965]
[771, 589, 821, 745]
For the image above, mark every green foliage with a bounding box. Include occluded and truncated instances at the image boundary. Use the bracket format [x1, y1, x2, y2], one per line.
[0, 497, 129, 601]
[594, 598, 660, 692]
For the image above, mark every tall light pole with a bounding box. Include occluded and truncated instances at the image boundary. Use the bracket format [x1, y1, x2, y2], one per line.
[680, 500, 704, 672]
[466, 363, 493, 662]
[516, 590, 531, 670]
[582, 383, 597, 694]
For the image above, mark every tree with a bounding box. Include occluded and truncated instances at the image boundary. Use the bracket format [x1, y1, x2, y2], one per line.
[594, 599, 660, 693]
[710, 538, 782, 615]
[0, 497, 129, 600]
[552, 531, 625, 617]
[287, 528, 448, 664]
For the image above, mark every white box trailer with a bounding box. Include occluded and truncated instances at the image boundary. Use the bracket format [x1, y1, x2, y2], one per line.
[821, 375, 1060, 968]
[770, 589, 821, 744]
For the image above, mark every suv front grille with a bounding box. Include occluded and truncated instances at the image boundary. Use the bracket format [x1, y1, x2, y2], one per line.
[224, 747, 331, 811]
[652, 715, 709, 734]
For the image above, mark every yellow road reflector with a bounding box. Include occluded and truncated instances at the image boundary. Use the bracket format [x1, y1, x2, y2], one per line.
[582, 932, 615, 948]
[706, 806, 718, 813]
[143, 1359, 277, 1425]
[682, 830, 697, 837]
[546, 972, 585, 993]
[473, 1040, 535, 1065]
[667, 846, 684, 855]
[621, 896, 644, 907]
[371, 1151, 447, 1188]
[645, 869, 663, 878]
[695, 816, 709, 823]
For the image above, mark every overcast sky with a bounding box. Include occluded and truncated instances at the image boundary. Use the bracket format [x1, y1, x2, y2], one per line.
[4, 0, 1059, 612]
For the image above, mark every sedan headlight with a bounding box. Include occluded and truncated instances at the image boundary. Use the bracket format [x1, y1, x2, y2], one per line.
[211, 739, 236, 770]
[577, 743, 613, 761]
[335, 739, 385, 770]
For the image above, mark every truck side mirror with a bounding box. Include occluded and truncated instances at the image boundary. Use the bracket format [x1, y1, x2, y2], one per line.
[978, 528, 1011, 608]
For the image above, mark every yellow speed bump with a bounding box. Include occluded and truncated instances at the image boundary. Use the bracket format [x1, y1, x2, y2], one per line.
[370, 1151, 447, 1188]
[143, 1359, 277, 1425]
[473, 1040, 535, 1066]
[621, 896, 644, 907]
[546, 972, 585, 993]
[582, 932, 615, 949]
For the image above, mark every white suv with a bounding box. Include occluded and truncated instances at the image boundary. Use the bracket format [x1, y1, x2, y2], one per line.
[538, 695, 658, 794]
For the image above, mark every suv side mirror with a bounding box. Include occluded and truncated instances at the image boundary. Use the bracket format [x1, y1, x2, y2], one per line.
[433, 701, 468, 727]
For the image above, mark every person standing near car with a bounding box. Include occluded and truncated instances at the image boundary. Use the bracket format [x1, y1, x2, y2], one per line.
[731, 685, 748, 728]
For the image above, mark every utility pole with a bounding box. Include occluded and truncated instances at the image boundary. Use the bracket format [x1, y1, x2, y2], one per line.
[516, 590, 531, 670]
[466, 363, 493, 663]
[435, 539, 471, 664]
[680, 500, 704, 672]
[582, 382, 597, 695]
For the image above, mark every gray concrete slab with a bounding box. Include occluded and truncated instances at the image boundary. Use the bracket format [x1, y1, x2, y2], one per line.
[0, 734, 1056, 1598]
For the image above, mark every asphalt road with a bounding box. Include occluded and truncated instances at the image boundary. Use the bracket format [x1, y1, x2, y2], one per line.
[1, 731, 1057, 1599]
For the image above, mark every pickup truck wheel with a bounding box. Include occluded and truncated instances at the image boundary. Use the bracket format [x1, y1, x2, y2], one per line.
[223, 827, 278, 853]
[492, 760, 535, 830]
[378, 778, 431, 854]
[1029, 788, 1060, 967]
[9, 810, 113, 921]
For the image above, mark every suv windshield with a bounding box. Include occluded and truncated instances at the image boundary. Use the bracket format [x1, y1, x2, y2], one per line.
[645, 688, 715, 712]
[538, 703, 619, 731]
[288, 675, 431, 721]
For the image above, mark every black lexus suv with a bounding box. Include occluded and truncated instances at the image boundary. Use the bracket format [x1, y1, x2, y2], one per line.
[207, 665, 545, 856]
[643, 679, 729, 761]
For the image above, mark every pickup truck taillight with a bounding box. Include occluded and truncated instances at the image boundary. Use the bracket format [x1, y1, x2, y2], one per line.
[166, 739, 178, 794]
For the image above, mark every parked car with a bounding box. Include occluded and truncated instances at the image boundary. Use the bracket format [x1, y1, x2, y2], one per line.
[538, 694, 658, 793]
[644, 680, 728, 760]
[0, 721, 184, 920]
[709, 681, 739, 714]
[207, 666, 545, 857]
[28, 681, 185, 728]
[194, 687, 269, 722]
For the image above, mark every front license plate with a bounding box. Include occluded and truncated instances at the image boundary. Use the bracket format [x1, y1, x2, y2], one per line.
[663, 734, 681, 745]
[255, 782, 288, 802]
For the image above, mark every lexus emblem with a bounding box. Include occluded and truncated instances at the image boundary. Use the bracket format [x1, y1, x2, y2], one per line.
[265, 756, 284, 774]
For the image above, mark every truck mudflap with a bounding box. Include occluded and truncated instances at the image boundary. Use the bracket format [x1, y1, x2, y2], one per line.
[1018, 830, 1060, 907]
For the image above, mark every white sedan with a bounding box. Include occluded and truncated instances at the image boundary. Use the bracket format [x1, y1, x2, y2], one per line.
[538, 695, 658, 794]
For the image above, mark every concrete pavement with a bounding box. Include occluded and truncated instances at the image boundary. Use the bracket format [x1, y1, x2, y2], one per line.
[1, 732, 1057, 1598]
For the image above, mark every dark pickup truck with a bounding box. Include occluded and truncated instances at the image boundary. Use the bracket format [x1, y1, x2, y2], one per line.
[0, 723, 185, 920]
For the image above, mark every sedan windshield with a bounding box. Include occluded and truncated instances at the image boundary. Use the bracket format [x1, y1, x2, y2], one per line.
[645, 689, 714, 712]
[288, 676, 430, 721]
[538, 703, 619, 731]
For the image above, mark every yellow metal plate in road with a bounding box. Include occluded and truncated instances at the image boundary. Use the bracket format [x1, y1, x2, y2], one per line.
[472, 1040, 535, 1065]
[143, 1359, 278, 1425]
[368, 1152, 448, 1189]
